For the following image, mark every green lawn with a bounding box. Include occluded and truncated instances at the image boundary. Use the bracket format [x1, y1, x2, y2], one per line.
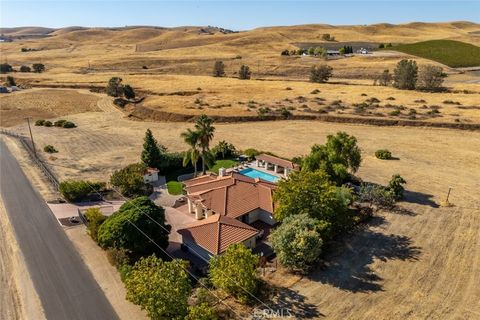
[391, 40, 480, 68]
[166, 181, 183, 195]
[209, 159, 238, 174]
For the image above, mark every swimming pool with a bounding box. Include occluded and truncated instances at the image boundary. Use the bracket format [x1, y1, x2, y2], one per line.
[239, 168, 279, 183]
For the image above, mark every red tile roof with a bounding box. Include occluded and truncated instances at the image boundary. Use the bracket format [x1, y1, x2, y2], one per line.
[178, 215, 258, 255]
[185, 172, 276, 218]
[256, 154, 296, 169]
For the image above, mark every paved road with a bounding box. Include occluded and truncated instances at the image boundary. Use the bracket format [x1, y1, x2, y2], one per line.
[0, 139, 119, 320]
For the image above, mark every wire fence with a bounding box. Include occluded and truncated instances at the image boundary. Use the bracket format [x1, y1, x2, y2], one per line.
[0, 128, 60, 190]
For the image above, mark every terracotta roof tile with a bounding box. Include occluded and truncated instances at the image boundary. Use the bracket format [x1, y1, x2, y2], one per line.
[178, 215, 258, 255]
[256, 154, 296, 169]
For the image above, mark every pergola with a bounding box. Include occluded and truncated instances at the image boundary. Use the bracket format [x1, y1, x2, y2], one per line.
[255, 154, 296, 177]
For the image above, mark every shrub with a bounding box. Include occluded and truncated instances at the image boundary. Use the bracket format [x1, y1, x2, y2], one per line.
[270, 213, 325, 272]
[0, 63, 13, 73]
[43, 145, 58, 153]
[310, 65, 333, 83]
[386, 96, 396, 100]
[374, 69, 392, 86]
[123, 85, 135, 100]
[281, 49, 290, 56]
[393, 59, 418, 90]
[310, 89, 320, 94]
[84, 208, 107, 242]
[62, 121, 76, 128]
[20, 65, 31, 72]
[375, 149, 392, 160]
[142, 65, 148, 69]
[6, 76, 16, 86]
[358, 183, 395, 208]
[44, 120, 53, 127]
[238, 65, 251, 80]
[280, 107, 292, 119]
[285, 87, 292, 90]
[54, 119, 67, 127]
[32, 63, 45, 73]
[186, 303, 218, 320]
[322, 33, 335, 41]
[417, 65, 446, 91]
[213, 61, 225, 77]
[388, 174, 407, 200]
[59, 180, 105, 202]
[211, 140, 237, 159]
[389, 110, 401, 116]
[110, 163, 147, 197]
[106, 247, 131, 268]
[35, 119, 45, 126]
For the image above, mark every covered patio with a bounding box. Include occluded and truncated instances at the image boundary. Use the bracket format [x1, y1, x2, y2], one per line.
[254, 154, 296, 178]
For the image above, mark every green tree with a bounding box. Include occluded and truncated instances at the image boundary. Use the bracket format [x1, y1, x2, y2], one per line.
[358, 183, 396, 208]
[125, 256, 191, 320]
[6, 76, 16, 86]
[106, 77, 124, 97]
[339, 47, 346, 55]
[32, 63, 45, 73]
[270, 213, 325, 272]
[238, 65, 251, 80]
[124, 84, 135, 100]
[194, 114, 216, 175]
[19, 65, 31, 72]
[393, 59, 418, 90]
[310, 65, 333, 83]
[97, 197, 170, 255]
[417, 65, 446, 92]
[209, 243, 258, 304]
[185, 303, 218, 320]
[212, 140, 236, 159]
[181, 128, 201, 177]
[84, 208, 107, 242]
[213, 61, 225, 77]
[302, 132, 361, 184]
[273, 170, 352, 237]
[141, 129, 162, 169]
[388, 174, 407, 200]
[110, 163, 147, 197]
[379, 43, 385, 49]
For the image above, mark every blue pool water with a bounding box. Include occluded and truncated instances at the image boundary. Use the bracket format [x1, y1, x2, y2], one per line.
[239, 168, 279, 183]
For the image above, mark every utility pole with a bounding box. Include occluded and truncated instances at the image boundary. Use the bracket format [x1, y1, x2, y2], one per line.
[26, 118, 37, 158]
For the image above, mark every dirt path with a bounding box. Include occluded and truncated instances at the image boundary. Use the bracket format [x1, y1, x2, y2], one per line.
[0, 197, 46, 320]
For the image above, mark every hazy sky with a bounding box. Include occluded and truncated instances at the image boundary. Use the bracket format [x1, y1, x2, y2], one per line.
[1, 1, 479, 30]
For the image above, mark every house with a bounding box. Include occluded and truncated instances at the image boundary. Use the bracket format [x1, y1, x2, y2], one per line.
[143, 167, 159, 183]
[177, 171, 276, 260]
[178, 214, 259, 260]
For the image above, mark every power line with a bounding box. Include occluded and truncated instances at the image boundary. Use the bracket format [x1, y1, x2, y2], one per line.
[79, 180, 244, 319]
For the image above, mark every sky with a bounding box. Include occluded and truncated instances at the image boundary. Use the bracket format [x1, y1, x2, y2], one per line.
[0, 1, 479, 30]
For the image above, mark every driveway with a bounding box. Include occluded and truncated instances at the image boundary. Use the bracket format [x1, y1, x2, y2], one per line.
[164, 205, 196, 243]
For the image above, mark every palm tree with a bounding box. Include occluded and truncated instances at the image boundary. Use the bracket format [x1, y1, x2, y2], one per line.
[195, 114, 216, 175]
[181, 129, 200, 177]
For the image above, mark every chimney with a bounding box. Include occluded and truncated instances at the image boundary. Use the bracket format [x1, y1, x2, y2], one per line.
[219, 167, 226, 177]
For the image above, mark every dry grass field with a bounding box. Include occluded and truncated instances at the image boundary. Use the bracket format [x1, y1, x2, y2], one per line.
[1, 22, 480, 319]
[6, 94, 480, 319]
[0, 88, 100, 127]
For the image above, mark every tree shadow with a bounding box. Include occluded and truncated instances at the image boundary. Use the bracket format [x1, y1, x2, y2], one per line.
[307, 229, 421, 293]
[403, 190, 439, 208]
[266, 286, 324, 319]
